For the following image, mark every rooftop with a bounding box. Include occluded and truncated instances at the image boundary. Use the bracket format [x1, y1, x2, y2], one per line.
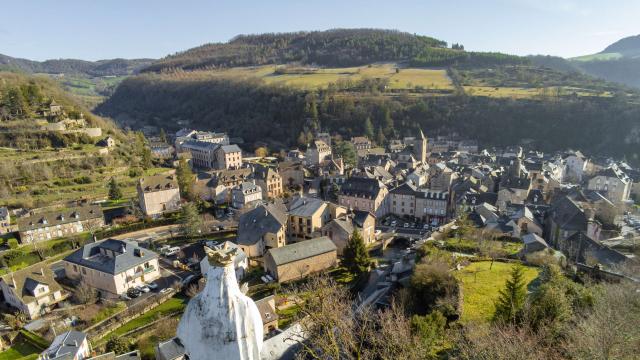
[267, 237, 336, 266]
[64, 239, 158, 275]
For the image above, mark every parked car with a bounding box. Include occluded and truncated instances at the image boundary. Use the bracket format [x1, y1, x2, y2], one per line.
[422, 224, 429, 229]
[136, 285, 150, 293]
[163, 246, 181, 257]
[127, 288, 141, 298]
[147, 282, 159, 291]
[390, 220, 397, 227]
[403, 223, 410, 228]
[160, 288, 173, 295]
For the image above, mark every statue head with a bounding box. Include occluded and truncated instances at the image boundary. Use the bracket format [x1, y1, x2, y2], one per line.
[204, 246, 237, 267]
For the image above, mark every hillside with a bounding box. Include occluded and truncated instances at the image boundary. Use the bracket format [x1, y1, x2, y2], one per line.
[0, 72, 158, 209]
[143, 29, 525, 72]
[0, 54, 154, 76]
[530, 35, 640, 89]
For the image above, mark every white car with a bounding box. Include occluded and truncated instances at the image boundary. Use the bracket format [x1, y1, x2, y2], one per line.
[136, 285, 150, 293]
[146, 283, 159, 291]
[390, 220, 397, 227]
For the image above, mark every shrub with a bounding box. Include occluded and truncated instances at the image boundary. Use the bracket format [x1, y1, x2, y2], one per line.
[7, 238, 19, 249]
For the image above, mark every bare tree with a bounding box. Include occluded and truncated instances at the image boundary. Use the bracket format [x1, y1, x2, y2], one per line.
[73, 281, 98, 304]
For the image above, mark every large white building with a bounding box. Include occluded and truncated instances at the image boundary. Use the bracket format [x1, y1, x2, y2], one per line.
[137, 174, 182, 217]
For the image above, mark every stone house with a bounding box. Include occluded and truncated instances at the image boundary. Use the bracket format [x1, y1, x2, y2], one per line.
[305, 140, 332, 166]
[263, 237, 337, 283]
[215, 145, 243, 170]
[389, 183, 449, 224]
[562, 151, 588, 183]
[193, 168, 252, 203]
[18, 205, 104, 244]
[254, 295, 279, 336]
[0, 207, 15, 235]
[278, 161, 305, 188]
[521, 233, 550, 254]
[63, 239, 160, 298]
[137, 174, 181, 217]
[253, 165, 283, 199]
[287, 197, 344, 241]
[351, 137, 372, 151]
[587, 166, 632, 204]
[545, 195, 602, 247]
[322, 210, 376, 255]
[0, 264, 66, 319]
[236, 204, 287, 258]
[338, 177, 389, 217]
[231, 182, 263, 209]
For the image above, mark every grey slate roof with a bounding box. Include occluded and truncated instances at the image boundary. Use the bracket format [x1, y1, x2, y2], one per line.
[0, 262, 64, 304]
[88, 350, 141, 360]
[522, 233, 548, 247]
[236, 204, 287, 246]
[220, 144, 242, 154]
[267, 237, 336, 266]
[64, 239, 158, 275]
[18, 205, 103, 232]
[287, 197, 325, 217]
[139, 174, 179, 193]
[0, 207, 8, 221]
[156, 338, 185, 360]
[340, 177, 385, 199]
[42, 330, 87, 360]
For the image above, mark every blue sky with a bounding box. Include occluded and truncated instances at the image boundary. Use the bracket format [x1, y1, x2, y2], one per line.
[1, 0, 638, 61]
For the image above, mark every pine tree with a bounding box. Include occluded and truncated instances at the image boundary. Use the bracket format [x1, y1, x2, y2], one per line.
[159, 128, 168, 143]
[363, 117, 374, 139]
[493, 264, 527, 324]
[180, 202, 203, 238]
[382, 108, 394, 138]
[141, 147, 153, 169]
[105, 336, 129, 355]
[343, 229, 371, 275]
[176, 158, 194, 200]
[375, 126, 386, 146]
[108, 177, 123, 200]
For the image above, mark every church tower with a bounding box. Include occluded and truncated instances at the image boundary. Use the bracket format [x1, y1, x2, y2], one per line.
[413, 128, 428, 164]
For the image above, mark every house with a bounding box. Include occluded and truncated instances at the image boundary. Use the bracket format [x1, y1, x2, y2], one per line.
[0, 263, 66, 319]
[150, 142, 175, 159]
[174, 129, 228, 152]
[563, 150, 588, 183]
[254, 295, 279, 336]
[287, 197, 338, 241]
[63, 239, 160, 298]
[560, 232, 628, 269]
[236, 204, 287, 258]
[40, 330, 91, 360]
[351, 137, 372, 151]
[521, 233, 550, 254]
[97, 136, 116, 148]
[429, 163, 458, 192]
[338, 177, 389, 217]
[253, 165, 283, 199]
[511, 206, 544, 237]
[0, 207, 14, 235]
[215, 145, 243, 170]
[545, 195, 601, 248]
[278, 161, 305, 188]
[137, 174, 181, 217]
[193, 168, 252, 203]
[322, 210, 376, 255]
[231, 181, 263, 209]
[305, 140, 332, 165]
[180, 141, 218, 168]
[587, 166, 632, 204]
[263, 237, 338, 283]
[18, 205, 104, 244]
[389, 183, 449, 224]
[87, 350, 141, 360]
[316, 132, 332, 147]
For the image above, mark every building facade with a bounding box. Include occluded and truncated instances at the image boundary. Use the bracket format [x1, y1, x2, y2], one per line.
[18, 205, 104, 244]
[137, 174, 181, 217]
[263, 237, 337, 283]
[0, 264, 66, 319]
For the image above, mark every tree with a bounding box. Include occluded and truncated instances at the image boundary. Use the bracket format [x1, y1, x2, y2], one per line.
[493, 264, 527, 325]
[382, 108, 394, 137]
[180, 202, 203, 238]
[176, 158, 194, 200]
[159, 128, 168, 143]
[141, 147, 153, 169]
[254, 146, 268, 158]
[342, 229, 371, 276]
[73, 281, 98, 304]
[3, 87, 27, 119]
[105, 336, 129, 355]
[375, 126, 386, 146]
[409, 260, 459, 315]
[7, 238, 18, 249]
[335, 140, 357, 167]
[363, 117, 374, 139]
[108, 177, 123, 200]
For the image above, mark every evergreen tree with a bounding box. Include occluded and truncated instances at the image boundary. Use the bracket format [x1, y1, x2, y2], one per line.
[343, 229, 371, 275]
[180, 202, 203, 238]
[375, 126, 386, 146]
[297, 131, 307, 147]
[335, 140, 357, 167]
[493, 264, 528, 324]
[363, 117, 374, 139]
[176, 158, 194, 200]
[3, 87, 27, 119]
[159, 128, 168, 143]
[141, 147, 153, 169]
[382, 108, 394, 138]
[108, 177, 123, 200]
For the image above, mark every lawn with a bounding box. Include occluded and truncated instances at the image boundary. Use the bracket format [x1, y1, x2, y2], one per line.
[276, 304, 301, 329]
[454, 261, 539, 323]
[0, 331, 48, 360]
[108, 296, 188, 337]
[92, 301, 127, 324]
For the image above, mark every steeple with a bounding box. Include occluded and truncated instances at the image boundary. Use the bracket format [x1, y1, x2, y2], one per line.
[413, 128, 428, 164]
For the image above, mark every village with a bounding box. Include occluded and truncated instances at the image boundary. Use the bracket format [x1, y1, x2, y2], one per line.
[1, 112, 640, 359]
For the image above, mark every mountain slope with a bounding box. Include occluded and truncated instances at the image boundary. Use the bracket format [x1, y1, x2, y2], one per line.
[0, 53, 154, 76]
[143, 29, 525, 72]
[601, 34, 640, 57]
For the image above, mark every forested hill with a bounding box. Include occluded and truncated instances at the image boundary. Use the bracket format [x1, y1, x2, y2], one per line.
[142, 29, 526, 72]
[0, 54, 154, 76]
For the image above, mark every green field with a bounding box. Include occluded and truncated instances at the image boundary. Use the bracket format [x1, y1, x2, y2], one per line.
[454, 261, 539, 323]
[106, 296, 188, 339]
[184, 63, 454, 91]
[570, 52, 623, 62]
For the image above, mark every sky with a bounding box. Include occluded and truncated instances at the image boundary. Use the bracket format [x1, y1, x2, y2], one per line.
[1, 0, 639, 61]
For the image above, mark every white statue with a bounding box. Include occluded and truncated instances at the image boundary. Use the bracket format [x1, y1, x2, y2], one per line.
[176, 248, 263, 360]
